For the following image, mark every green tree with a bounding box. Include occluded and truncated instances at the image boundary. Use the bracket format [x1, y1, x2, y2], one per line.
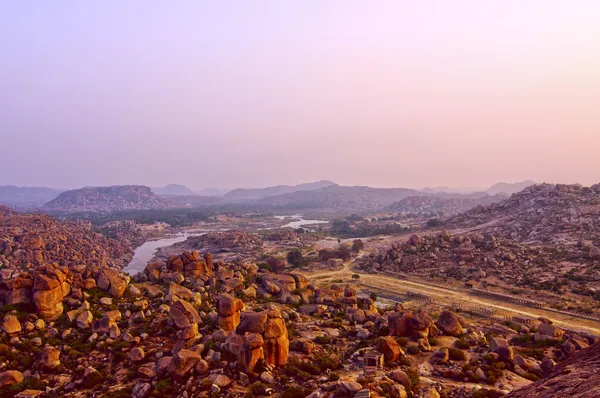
[352, 239, 364, 252]
[370, 292, 378, 302]
[286, 249, 304, 267]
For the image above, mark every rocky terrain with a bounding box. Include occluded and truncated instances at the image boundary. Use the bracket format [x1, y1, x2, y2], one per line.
[1, 242, 598, 397]
[42, 186, 172, 214]
[359, 231, 600, 312]
[385, 194, 507, 217]
[0, 206, 135, 276]
[446, 183, 600, 245]
[151, 185, 195, 196]
[505, 339, 600, 398]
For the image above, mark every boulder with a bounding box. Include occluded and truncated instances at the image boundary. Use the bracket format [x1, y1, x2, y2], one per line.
[435, 310, 463, 337]
[238, 333, 265, 374]
[2, 315, 21, 335]
[39, 346, 60, 370]
[169, 300, 201, 329]
[216, 294, 244, 332]
[96, 268, 127, 298]
[168, 349, 201, 377]
[376, 336, 404, 362]
[33, 285, 64, 321]
[0, 370, 24, 388]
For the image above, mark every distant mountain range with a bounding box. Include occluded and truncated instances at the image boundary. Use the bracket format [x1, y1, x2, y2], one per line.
[151, 184, 195, 196]
[420, 181, 536, 196]
[223, 180, 336, 201]
[0, 185, 62, 209]
[0, 180, 540, 215]
[42, 185, 171, 213]
[485, 180, 536, 195]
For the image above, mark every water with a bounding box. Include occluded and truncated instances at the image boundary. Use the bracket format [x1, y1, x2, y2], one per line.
[275, 214, 329, 229]
[122, 215, 328, 275]
[122, 231, 206, 275]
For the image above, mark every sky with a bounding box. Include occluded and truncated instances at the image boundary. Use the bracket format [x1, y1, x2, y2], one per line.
[1, 1, 599, 190]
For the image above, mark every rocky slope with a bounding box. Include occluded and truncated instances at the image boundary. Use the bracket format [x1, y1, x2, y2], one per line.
[151, 184, 195, 196]
[447, 183, 600, 244]
[506, 342, 600, 398]
[43, 185, 172, 214]
[0, 205, 134, 276]
[385, 194, 507, 217]
[224, 180, 336, 201]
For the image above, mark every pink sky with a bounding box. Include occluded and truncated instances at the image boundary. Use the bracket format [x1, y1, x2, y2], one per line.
[1, 1, 599, 189]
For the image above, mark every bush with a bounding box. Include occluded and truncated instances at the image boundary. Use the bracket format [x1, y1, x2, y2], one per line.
[283, 387, 313, 398]
[395, 337, 409, 347]
[314, 336, 331, 345]
[406, 345, 420, 355]
[429, 338, 440, 346]
[249, 382, 268, 396]
[454, 339, 471, 349]
[448, 348, 467, 361]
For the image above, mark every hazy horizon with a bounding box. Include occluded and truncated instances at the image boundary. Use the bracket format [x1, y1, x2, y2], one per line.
[2, 1, 599, 189]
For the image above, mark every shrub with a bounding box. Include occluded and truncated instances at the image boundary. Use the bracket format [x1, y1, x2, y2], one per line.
[428, 338, 440, 346]
[406, 345, 420, 355]
[448, 348, 467, 361]
[249, 382, 268, 396]
[314, 336, 331, 345]
[454, 339, 471, 349]
[395, 337, 409, 347]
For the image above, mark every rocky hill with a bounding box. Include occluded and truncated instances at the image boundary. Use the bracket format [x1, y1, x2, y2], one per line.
[385, 193, 507, 216]
[0, 186, 61, 209]
[506, 342, 600, 398]
[486, 180, 536, 196]
[447, 183, 600, 244]
[224, 180, 336, 201]
[258, 184, 425, 211]
[151, 184, 195, 196]
[42, 185, 172, 214]
[0, 205, 134, 276]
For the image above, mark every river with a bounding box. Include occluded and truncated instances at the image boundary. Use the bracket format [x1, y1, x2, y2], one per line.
[122, 215, 328, 275]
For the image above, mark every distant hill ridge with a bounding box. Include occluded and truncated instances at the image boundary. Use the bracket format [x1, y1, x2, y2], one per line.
[151, 184, 195, 196]
[0, 185, 62, 209]
[223, 180, 336, 201]
[446, 183, 600, 244]
[42, 185, 171, 213]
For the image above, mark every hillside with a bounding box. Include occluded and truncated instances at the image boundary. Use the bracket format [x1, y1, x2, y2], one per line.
[0, 186, 61, 209]
[151, 184, 195, 196]
[0, 205, 133, 273]
[506, 343, 600, 398]
[485, 180, 536, 195]
[258, 184, 425, 211]
[42, 185, 171, 214]
[447, 183, 600, 244]
[223, 180, 336, 201]
[386, 193, 507, 216]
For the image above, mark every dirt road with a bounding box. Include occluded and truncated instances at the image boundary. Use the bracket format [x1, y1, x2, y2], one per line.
[307, 254, 600, 335]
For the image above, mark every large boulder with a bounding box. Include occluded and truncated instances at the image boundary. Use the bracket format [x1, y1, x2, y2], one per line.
[238, 333, 265, 374]
[96, 268, 127, 298]
[39, 346, 61, 370]
[2, 315, 21, 335]
[376, 336, 404, 362]
[216, 294, 244, 332]
[0, 370, 23, 388]
[435, 310, 463, 337]
[389, 310, 433, 337]
[167, 349, 201, 377]
[169, 300, 201, 329]
[489, 337, 514, 361]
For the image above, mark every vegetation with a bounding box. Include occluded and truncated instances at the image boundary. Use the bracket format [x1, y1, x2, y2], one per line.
[60, 208, 210, 227]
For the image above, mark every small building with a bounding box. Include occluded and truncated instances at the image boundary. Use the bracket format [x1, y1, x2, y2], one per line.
[364, 351, 384, 373]
[327, 258, 344, 267]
